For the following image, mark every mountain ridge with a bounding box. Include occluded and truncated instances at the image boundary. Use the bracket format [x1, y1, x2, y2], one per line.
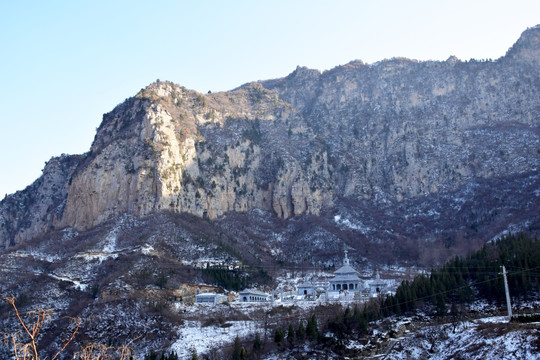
[1, 26, 539, 260]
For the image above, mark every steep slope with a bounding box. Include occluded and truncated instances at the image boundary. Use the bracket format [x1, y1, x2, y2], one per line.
[0, 25, 540, 359]
[0, 26, 539, 257]
[263, 28, 540, 202]
[57, 81, 332, 231]
[0, 154, 82, 248]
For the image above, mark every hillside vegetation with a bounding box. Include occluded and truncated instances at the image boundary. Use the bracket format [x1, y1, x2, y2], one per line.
[384, 233, 540, 316]
[263, 233, 540, 359]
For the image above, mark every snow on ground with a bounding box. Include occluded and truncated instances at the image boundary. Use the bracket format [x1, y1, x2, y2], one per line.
[100, 215, 142, 253]
[476, 315, 508, 323]
[171, 294, 380, 359]
[102, 227, 118, 253]
[9, 250, 60, 262]
[75, 251, 119, 262]
[171, 320, 259, 359]
[75, 217, 143, 262]
[386, 316, 540, 360]
[141, 244, 154, 255]
[326, 292, 357, 301]
[334, 214, 372, 234]
[48, 273, 88, 291]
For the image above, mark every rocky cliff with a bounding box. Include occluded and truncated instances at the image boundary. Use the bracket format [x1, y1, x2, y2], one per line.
[0, 154, 82, 247]
[1, 26, 540, 250]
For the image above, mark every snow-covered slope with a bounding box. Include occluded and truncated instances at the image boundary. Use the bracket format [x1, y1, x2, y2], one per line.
[388, 316, 540, 360]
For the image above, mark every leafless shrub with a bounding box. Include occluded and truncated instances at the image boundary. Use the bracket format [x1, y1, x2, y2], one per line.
[424, 325, 448, 353]
[2, 297, 142, 360]
[201, 315, 226, 328]
[476, 321, 523, 336]
[73, 336, 140, 360]
[2, 296, 81, 360]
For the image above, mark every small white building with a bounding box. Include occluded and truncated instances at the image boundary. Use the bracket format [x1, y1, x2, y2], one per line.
[239, 289, 271, 302]
[328, 250, 363, 293]
[368, 270, 386, 296]
[297, 280, 316, 296]
[196, 291, 228, 304]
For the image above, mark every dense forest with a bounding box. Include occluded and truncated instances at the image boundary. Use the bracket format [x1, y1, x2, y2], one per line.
[381, 233, 540, 317]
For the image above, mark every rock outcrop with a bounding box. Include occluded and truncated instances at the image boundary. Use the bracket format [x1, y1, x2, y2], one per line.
[1, 26, 540, 247]
[0, 154, 81, 248]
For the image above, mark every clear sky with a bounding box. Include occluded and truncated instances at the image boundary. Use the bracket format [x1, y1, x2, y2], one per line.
[1, 0, 539, 197]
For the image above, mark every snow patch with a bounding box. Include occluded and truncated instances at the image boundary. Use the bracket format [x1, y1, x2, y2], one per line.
[386, 316, 540, 360]
[48, 273, 87, 291]
[75, 252, 119, 263]
[102, 226, 119, 253]
[10, 251, 60, 263]
[334, 214, 372, 234]
[171, 320, 259, 359]
[75, 216, 141, 262]
[141, 244, 154, 255]
[475, 316, 508, 324]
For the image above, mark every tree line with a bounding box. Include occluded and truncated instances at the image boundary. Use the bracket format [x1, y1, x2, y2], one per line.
[202, 267, 271, 292]
[381, 233, 540, 316]
[264, 233, 540, 358]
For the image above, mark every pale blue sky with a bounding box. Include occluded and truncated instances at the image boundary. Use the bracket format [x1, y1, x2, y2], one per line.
[1, 0, 539, 196]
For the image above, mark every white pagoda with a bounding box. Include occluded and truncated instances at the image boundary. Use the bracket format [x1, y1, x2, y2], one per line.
[328, 250, 362, 293]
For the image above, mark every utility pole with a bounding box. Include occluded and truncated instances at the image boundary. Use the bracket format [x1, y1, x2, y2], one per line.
[501, 265, 512, 321]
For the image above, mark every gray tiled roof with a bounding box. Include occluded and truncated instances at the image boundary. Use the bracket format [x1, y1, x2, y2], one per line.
[239, 289, 270, 297]
[333, 264, 359, 275]
[331, 274, 361, 282]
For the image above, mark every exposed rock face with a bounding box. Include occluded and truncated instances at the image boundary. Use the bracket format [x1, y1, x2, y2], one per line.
[262, 33, 540, 203]
[0, 154, 81, 248]
[55, 79, 336, 231]
[1, 26, 540, 247]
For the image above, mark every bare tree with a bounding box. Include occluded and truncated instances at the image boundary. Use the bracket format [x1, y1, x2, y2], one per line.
[425, 325, 448, 353]
[2, 297, 141, 360]
[2, 296, 81, 360]
[74, 344, 111, 360]
[73, 336, 141, 360]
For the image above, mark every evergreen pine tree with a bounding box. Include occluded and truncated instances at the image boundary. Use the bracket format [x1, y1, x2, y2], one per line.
[296, 321, 306, 342]
[145, 350, 158, 360]
[274, 327, 285, 344]
[253, 332, 262, 355]
[353, 304, 360, 319]
[191, 350, 199, 360]
[435, 293, 447, 316]
[240, 346, 247, 360]
[358, 313, 368, 334]
[287, 324, 295, 344]
[306, 314, 318, 341]
[232, 336, 242, 360]
[393, 296, 401, 316]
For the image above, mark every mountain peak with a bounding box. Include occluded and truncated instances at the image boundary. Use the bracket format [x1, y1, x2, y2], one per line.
[285, 66, 321, 83]
[1, 26, 540, 253]
[505, 24, 540, 65]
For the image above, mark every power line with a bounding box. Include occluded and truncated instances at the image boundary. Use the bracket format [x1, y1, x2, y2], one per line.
[384, 264, 540, 311]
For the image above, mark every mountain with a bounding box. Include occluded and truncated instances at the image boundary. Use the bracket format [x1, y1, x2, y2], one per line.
[1, 25, 540, 358]
[1, 25, 540, 266]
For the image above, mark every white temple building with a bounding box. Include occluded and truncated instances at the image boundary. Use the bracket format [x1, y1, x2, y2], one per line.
[368, 270, 386, 296]
[328, 250, 363, 293]
[239, 289, 271, 302]
[196, 291, 228, 304]
[297, 279, 316, 296]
